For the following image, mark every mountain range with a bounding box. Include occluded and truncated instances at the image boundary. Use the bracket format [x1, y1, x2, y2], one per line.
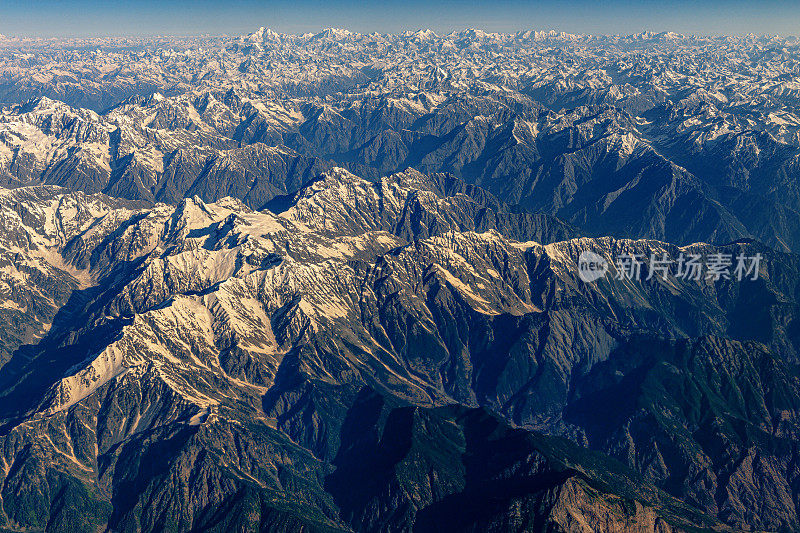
[0, 27, 799, 532]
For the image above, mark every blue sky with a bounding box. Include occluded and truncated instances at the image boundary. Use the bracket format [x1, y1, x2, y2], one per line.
[0, 0, 797, 38]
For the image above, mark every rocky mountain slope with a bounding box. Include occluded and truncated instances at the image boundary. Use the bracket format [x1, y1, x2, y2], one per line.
[0, 26, 799, 532]
[1, 29, 799, 250]
[0, 167, 795, 530]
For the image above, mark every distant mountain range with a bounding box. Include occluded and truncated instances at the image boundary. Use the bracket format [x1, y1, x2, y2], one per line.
[0, 27, 799, 532]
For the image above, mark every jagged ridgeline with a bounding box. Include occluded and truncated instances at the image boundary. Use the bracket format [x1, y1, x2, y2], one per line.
[0, 26, 799, 532]
[0, 168, 796, 531]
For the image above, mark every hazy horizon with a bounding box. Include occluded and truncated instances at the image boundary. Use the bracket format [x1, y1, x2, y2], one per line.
[1, 0, 797, 39]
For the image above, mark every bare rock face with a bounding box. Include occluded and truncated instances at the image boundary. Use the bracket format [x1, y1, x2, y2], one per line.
[0, 166, 793, 531]
[1, 27, 800, 532]
[2, 29, 800, 252]
[547, 479, 683, 533]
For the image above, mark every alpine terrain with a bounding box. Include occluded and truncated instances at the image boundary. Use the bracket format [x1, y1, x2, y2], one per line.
[0, 26, 798, 532]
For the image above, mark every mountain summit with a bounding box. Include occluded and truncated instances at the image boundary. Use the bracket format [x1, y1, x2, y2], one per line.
[0, 26, 798, 532]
